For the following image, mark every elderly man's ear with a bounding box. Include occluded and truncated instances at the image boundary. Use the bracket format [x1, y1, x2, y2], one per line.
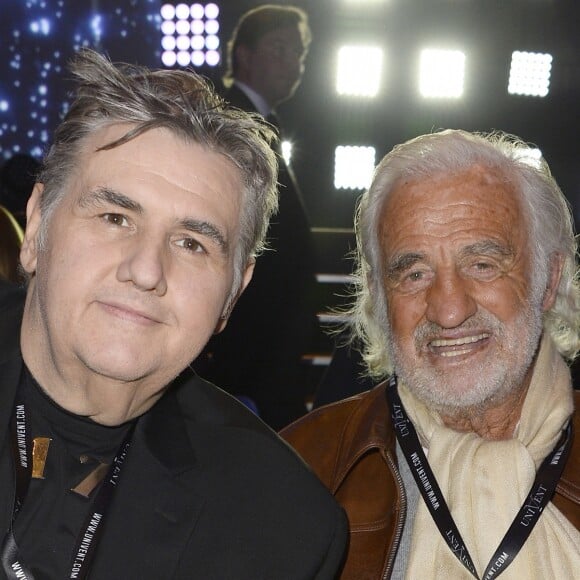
[20, 183, 44, 275]
[542, 253, 565, 312]
[213, 259, 255, 334]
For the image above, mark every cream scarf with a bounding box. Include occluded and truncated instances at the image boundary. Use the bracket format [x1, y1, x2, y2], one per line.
[401, 336, 580, 579]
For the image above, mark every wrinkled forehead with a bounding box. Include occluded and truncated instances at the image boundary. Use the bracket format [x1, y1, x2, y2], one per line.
[377, 164, 527, 252]
[382, 163, 520, 218]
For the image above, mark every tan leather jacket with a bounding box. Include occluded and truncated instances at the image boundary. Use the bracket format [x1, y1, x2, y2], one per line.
[281, 383, 580, 580]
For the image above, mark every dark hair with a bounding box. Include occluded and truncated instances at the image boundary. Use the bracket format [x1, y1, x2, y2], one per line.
[37, 49, 278, 299]
[224, 4, 311, 84]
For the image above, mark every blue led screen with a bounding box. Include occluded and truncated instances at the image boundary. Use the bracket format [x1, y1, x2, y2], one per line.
[0, 0, 163, 161]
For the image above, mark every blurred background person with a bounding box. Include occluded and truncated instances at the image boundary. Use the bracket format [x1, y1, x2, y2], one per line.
[197, 4, 319, 430]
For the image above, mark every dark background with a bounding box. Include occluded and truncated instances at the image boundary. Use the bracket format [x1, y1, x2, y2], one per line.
[2, 0, 578, 372]
[2, 0, 579, 228]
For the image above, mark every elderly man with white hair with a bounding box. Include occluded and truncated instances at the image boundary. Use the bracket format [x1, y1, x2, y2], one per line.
[282, 129, 580, 579]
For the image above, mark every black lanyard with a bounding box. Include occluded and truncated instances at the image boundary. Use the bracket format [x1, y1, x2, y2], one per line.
[1, 391, 136, 580]
[386, 376, 573, 580]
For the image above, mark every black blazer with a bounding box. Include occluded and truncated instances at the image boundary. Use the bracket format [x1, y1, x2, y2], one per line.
[0, 283, 347, 579]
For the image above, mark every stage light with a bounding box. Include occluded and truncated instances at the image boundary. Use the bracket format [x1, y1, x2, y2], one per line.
[419, 49, 465, 98]
[175, 4, 190, 20]
[30, 18, 51, 36]
[176, 50, 191, 67]
[205, 50, 220, 66]
[175, 19, 190, 35]
[191, 51, 205, 67]
[514, 146, 543, 168]
[160, 2, 220, 68]
[205, 3, 219, 19]
[161, 20, 175, 35]
[205, 20, 219, 35]
[191, 4, 205, 19]
[162, 36, 176, 50]
[176, 35, 190, 50]
[206, 35, 219, 50]
[281, 140, 293, 166]
[334, 145, 376, 190]
[191, 20, 204, 35]
[160, 4, 176, 19]
[508, 51, 552, 97]
[191, 35, 204, 50]
[336, 46, 383, 97]
[161, 51, 177, 67]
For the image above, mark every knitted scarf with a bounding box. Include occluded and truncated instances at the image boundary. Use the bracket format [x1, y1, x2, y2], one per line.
[400, 336, 579, 579]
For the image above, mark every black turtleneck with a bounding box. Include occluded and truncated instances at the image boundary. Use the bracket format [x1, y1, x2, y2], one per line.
[7, 365, 132, 579]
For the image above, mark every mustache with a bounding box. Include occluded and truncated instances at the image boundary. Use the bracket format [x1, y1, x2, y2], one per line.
[412, 310, 504, 348]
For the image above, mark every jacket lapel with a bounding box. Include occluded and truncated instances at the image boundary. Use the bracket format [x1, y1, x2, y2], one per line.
[332, 382, 395, 492]
[92, 388, 204, 578]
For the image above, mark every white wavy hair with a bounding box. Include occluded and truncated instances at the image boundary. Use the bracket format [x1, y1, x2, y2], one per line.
[349, 129, 580, 378]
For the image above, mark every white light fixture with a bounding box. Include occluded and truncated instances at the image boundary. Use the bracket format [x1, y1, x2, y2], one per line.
[160, 3, 220, 68]
[336, 46, 383, 97]
[514, 146, 543, 168]
[281, 140, 293, 166]
[334, 146, 376, 190]
[508, 51, 552, 97]
[419, 48, 465, 98]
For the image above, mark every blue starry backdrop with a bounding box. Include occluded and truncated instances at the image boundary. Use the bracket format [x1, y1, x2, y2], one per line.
[0, 0, 163, 161]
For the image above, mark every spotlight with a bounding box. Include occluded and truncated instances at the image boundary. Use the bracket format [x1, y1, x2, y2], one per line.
[508, 51, 552, 97]
[419, 48, 465, 98]
[334, 146, 376, 190]
[160, 3, 221, 68]
[336, 46, 383, 97]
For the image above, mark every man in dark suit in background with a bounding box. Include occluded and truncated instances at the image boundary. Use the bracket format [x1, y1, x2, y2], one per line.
[197, 5, 320, 430]
[0, 49, 347, 579]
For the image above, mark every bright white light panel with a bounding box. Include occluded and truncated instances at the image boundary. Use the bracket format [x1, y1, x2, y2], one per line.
[419, 49, 465, 98]
[334, 146, 376, 190]
[281, 140, 293, 166]
[160, 3, 220, 68]
[336, 46, 383, 97]
[514, 146, 543, 168]
[508, 51, 552, 97]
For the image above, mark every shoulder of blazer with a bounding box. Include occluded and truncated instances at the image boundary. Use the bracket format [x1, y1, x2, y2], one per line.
[145, 369, 307, 474]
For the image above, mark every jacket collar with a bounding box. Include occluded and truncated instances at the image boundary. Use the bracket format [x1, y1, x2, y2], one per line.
[332, 381, 396, 490]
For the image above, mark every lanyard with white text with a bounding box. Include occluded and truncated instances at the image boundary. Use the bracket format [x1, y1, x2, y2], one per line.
[1, 395, 136, 580]
[1, 395, 35, 580]
[386, 376, 573, 580]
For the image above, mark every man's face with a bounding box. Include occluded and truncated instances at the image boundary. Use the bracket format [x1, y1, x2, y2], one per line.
[379, 165, 550, 412]
[21, 125, 251, 409]
[238, 25, 307, 106]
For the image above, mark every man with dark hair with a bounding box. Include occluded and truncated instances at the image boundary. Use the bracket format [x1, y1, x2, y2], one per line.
[0, 49, 346, 579]
[282, 130, 580, 579]
[223, 4, 311, 110]
[199, 4, 319, 429]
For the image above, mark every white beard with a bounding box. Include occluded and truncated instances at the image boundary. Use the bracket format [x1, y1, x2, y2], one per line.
[387, 298, 544, 414]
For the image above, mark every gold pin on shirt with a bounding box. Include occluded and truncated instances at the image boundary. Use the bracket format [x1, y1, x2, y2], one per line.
[32, 437, 52, 479]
